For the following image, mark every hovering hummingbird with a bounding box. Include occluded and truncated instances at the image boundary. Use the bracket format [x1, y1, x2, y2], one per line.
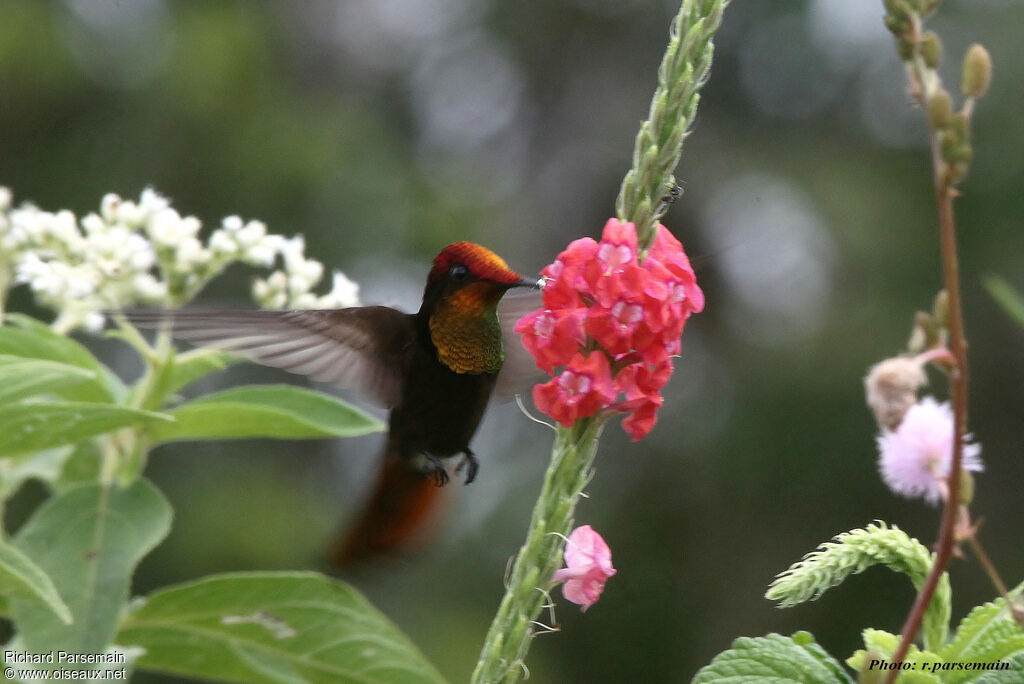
[128, 242, 539, 565]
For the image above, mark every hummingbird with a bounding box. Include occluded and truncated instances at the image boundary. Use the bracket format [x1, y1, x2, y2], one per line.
[128, 242, 539, 564]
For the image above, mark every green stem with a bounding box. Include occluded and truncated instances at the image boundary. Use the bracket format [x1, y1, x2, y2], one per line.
[471, 419, 603, 683]
[472, 2, 726, 682]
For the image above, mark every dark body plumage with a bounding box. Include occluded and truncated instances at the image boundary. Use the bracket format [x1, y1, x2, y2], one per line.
[126, 242, 538, 564]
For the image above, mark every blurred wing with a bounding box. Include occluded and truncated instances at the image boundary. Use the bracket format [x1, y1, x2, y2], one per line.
[495, 290, 549, 399]
[124, 307, 415, 408]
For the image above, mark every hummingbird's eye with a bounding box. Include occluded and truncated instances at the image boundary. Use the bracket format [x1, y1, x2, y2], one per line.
[449, 264, 469, 282]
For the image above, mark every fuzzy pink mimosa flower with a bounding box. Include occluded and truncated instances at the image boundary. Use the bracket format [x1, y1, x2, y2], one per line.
[877, 397, 983, 504]
[553, 525, 617, 611]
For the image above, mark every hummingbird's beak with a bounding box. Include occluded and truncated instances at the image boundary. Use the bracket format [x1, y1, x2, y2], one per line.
[513, 276, 542, 290]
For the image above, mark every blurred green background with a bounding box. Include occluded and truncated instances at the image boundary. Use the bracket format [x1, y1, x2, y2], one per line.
[2, 0, 1023, 681]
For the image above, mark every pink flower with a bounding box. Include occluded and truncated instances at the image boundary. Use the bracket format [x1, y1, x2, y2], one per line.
[514, 308, 585, 374]
[877, 397, 983, 504]
[534, 352, 617, 427]
[541, 237, 598, 310]
[615, 360, 672, 440]
[516, 219, 703, 439]
[553, 525, 617, 611]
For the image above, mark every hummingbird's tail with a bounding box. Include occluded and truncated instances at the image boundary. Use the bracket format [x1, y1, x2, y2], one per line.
[332, 456, 448, 567]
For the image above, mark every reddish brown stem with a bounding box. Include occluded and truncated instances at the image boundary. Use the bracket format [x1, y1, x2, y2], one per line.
[884, 135, 969, 683]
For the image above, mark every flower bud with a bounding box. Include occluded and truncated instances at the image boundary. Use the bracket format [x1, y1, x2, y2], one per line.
[957, 470, 975, 506]
[926, 90, 953, 129]
[932, 290, 948, 328]
[920, 31, 942, 69]
[962, 44, 992, 98]
[865, 357, 928, 430]
[950, 112, 970, 142]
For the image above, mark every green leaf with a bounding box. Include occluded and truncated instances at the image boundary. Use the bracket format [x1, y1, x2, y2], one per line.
[117, 572, 447, 684]
[0, 402, 172, 456]
[984, 275, 1024, 329]
[939, 596, 1024, 683]
[167, 349, 237, 394]
[149, 384, 384, 443]
[0, 446, 75, 499]
[0, 537, 71, 624]
[11, 479, 172, 653]
[972, 653, 1024, 683]
[0, 355, 96, 404]
[0, 314, 123, 402]
[53, 441, 103, 492]
[692, 632, 854, 684]
[847, 632, 944, 684]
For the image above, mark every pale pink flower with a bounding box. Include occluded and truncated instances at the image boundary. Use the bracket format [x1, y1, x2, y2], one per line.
[553, 525, 617, 611]
[877, 397, 983, 504]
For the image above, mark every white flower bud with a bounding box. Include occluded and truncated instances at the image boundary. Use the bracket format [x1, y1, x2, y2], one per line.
[100, 193, 120, 223]
[138, 188, 170, 217]
[80, 213, 106, 235]
[0, 186, 12, 211]
[295, 258, 324, 285]
[221, 215, 244, 232]
[209, 229, 238, 255]
[132, 273, 167, 301]
[292, 293, 318, 308]
[83, 312, 106, 333]
[236, 220, 266, 248]
[319, 271, 360, 308]
[244, 243, 276, 267]
[176, 237, 211, 267]
[267, 270, 288, 290]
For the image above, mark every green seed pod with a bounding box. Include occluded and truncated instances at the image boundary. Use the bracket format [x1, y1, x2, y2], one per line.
[921, 31, 942, 69]
[962, 44, 992, 98]
[927, 90, 953, 129]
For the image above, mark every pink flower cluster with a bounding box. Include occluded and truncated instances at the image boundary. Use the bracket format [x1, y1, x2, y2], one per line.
[553, 525, 616, 611]
[516, 219, 704, 439]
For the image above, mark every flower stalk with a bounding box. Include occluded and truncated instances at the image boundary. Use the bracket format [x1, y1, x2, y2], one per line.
[880, 2, 989, 677]
[472, 1, 726, 681]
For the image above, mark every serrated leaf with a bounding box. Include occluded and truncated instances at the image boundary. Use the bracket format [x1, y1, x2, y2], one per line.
[0, 401, 172, 456]
[848, 630, 945, 683]
[692, 632, 854, 684]
[0, 537, 71, 624]
[939, 597, 1024, 683]
[972, 653, 1024, 683]
[11, 479, 172, 654]
[149, 384, 384, 443]
[0, 355, 95, 404]
[0, 314, 123, 402]
[117, 572, 447, 684]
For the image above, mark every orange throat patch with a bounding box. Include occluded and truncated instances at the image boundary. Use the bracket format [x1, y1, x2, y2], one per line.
[429, 284, 504, 374]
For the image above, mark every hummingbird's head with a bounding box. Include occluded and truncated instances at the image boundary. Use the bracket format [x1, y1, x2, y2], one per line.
[421, 243, 535, 374]
[423, 242, 534, 310]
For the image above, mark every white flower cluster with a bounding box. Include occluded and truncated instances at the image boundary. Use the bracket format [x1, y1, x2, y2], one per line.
[250, 235, 360, 309]
[0, 186, 360, 333]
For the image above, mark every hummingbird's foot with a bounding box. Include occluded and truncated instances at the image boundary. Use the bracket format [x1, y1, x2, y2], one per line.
[454, 449, 479, 485]
[424, 453, 450, 487]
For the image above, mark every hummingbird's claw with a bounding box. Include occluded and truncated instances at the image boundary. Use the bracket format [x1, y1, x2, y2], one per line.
[455, 449, 479, 485]
[424, 453, 449, 487]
